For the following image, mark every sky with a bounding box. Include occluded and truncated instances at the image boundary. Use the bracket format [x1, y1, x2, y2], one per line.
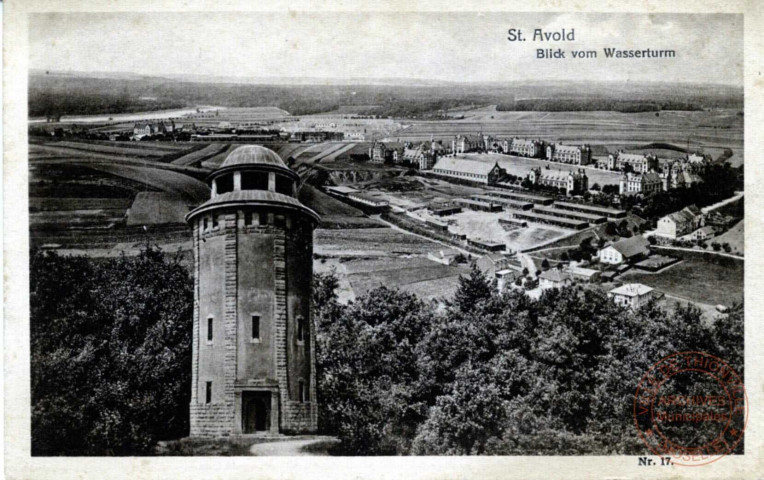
[29, 12, 743, 85]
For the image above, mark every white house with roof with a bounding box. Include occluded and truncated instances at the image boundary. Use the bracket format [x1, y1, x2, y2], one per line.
[690, 226, 717, 241]
[538, 269, 572, 289]
[428, 248, 461, 266]
[565, 265, 601, 282]
[598, 236, 651, 265]
[655, 205, 705, 239]
[608, 283, 658, 309]
[476, 253, 511, 278]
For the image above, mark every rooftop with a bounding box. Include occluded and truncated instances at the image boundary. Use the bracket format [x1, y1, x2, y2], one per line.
[220, 145, 288, 169]
[607, 235, 650, 258]
[539, 269, 568, 282]
[432, 157, 501, 176]
[186, 189, 320, 223]
[609, 283, 654, 297]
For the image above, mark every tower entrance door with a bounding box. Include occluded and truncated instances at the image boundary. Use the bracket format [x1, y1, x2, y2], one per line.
[242, 391, 271, 433]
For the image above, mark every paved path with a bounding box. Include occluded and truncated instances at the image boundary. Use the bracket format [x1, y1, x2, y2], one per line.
[249, 437, 339, 456]
[701, 192, 744, 214]
[653, 245, 744, 261]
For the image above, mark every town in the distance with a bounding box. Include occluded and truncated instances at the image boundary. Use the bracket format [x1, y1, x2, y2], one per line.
[29, 78, 744, 321]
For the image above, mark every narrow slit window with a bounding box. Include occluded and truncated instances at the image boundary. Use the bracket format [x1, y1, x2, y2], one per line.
[299, 380, 306, 403]
[252, 315, 260, 341]
[244, 211, 252, 226]
[207, 317, 213, 341]
[205, 382, 212, 404]
[212, 215, 219, 228]
[297, 316, 305, 342]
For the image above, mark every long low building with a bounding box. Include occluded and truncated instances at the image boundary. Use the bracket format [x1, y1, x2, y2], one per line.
[512, 210, 588, 230]
[430, 205, 463, 216]
[468, 238, 506, 252]
[455, 198, 503, 212]
[347, 192, 389, 208]
[471, 194, 533, 211]
[553, 201, 627, 220]
[431, 157, 506, 185]
[487, 190, 554, 205]
[325, 185, 358, 197]
[533, 205, 607, 224]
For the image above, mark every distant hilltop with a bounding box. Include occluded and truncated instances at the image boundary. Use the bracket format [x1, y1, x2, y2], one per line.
[30, 69, 743, 90]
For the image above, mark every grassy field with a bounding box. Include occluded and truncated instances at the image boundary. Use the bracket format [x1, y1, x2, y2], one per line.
[388, 109, 743, 148]
[48, 141, 178, 158]
[30, 143, 208, 177]
[172, 143, 229, 166]
[714, 220, 744, 255]
[298, 185, 382, 228]
[72, 163, 209, 203]
[342, 256, 470, 301]
[619, 253, 743, 307]
[314, 227, 441, 256]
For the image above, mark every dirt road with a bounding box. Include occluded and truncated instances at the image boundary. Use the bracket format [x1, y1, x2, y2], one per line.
[249, 437, 339, 456]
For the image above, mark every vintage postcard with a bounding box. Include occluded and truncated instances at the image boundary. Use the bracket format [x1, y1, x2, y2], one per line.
[4, 0, 762, 478]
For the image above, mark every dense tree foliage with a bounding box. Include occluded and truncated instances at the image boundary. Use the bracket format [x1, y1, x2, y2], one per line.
[314, 270, 744, 455]
[31, 246, 192, 455]
[30, 245, 743, 456]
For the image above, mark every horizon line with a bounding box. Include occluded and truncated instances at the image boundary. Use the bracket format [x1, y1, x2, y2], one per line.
[30, 69, 744, 89]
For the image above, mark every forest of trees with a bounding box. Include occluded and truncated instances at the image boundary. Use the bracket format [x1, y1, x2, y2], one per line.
[31, 246, 192, 455]
[31, 247, 743, 456]
[313, 268, 743, 455]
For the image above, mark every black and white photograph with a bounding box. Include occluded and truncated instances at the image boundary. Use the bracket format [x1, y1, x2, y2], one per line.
[4, 1, 760, 478]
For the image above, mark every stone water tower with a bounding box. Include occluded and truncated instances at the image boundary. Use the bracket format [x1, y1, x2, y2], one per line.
[186, 145, 320, 437]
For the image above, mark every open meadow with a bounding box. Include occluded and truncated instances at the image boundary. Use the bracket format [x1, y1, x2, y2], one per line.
[714, 220, 744, 254]
[619, 251, 743, 307]
[314, 227, 443, 257]
[386, 108, 743, 164]
[341, 256, 470, 301]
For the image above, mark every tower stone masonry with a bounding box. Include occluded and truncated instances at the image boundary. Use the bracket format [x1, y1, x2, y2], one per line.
[186, 145, 320, 437]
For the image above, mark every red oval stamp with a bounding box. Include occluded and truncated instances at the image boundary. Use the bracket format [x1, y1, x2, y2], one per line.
[633, 351, 747, 466]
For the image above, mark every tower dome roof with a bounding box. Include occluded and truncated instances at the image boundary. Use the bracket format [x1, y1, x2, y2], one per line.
[220, 145, 287, 169]
[208, 144, 298, 182]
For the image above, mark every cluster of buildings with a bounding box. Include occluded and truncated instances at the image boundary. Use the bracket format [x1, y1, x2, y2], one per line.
[653, 204, 709, 240]
[605, 150, 705, 196]
[527, 167, 589, 196]
[132, 120, 195, 139]
[427, 190, 627, 234]
[471, 247, 659, 311]
[368, 139, 446, 170]
[428, 154, 591, 196]
[452, 134, 593, 166]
